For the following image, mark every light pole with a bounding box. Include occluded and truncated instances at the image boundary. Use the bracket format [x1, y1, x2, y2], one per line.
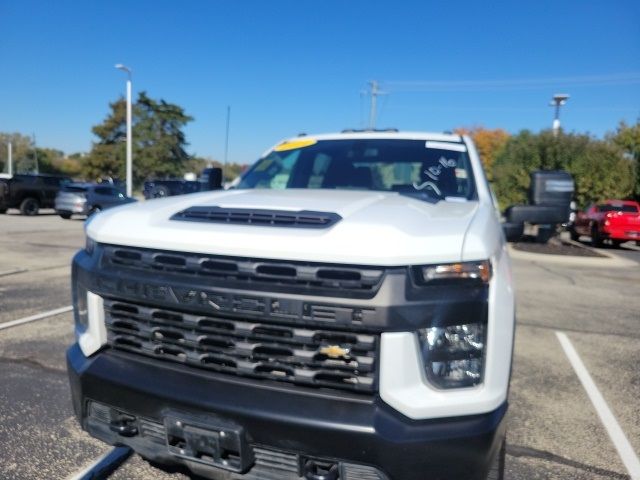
[7, 142, 12, 176]
[115, 64, 133, 197]
[550, 93, 569, 136]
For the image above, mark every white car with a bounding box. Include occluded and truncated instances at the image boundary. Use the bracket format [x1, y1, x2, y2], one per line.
[68, 130, 515, 480]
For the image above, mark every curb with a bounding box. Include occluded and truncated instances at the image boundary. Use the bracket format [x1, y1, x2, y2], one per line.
[507, 244, 638, 268]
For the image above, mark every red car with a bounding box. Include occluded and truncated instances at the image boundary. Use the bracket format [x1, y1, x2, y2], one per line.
[571, 200, 640, 247]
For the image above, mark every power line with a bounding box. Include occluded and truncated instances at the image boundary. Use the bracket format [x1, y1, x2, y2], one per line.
[384, 73, 640, 92]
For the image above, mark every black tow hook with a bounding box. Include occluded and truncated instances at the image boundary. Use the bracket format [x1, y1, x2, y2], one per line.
[109, 419, 138, 437]
[302, 459, 340, 480]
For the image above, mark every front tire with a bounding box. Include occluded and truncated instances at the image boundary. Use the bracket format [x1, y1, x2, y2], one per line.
[536, 226, 554, 244]
[590, 225, 602, 248]
[20, 197, 40, 216]
[569, 227, 580, 242]
[150, 185, 170, 198]
[59, 213, 72, 219]
[88, 206, 102, 217]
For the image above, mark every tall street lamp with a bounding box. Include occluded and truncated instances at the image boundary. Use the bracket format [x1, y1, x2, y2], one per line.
[115, 64, 133, 197]
[7, 142, 12, 176]
[550, 93, 569, 137]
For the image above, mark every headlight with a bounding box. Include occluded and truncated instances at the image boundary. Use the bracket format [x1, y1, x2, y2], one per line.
[417, 322, 486, 389]
[420, 260, 491, 284]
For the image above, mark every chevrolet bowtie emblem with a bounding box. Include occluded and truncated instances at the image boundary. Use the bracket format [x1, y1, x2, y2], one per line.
[319, 345, 350, 359]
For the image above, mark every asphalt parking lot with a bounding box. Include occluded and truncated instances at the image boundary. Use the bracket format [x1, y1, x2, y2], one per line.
[1, 211, 639, 480]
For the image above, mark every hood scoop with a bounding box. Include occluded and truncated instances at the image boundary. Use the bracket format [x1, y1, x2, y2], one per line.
[171, 206, 342, 229]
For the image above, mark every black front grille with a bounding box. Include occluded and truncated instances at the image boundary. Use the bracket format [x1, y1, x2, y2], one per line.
[105, 299, 378, 393]
[101, 245, 385, 298]
[171, 206, 342, 229]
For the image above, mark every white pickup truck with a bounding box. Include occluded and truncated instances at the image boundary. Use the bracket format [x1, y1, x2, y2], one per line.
[67, 130, 515, 480]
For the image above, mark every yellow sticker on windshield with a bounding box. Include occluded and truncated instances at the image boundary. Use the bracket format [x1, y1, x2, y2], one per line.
[273, 138, 317, 152]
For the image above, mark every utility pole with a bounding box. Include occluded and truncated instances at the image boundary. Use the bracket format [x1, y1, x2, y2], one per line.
[367, 80, 387, 129]
[223, 105, 231, 182]
[32, 133, 39, 173]
[7, 142, 12, 176]
[550, 93, 570, 136]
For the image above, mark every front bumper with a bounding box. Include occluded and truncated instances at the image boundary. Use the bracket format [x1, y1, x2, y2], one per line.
[55, 201, 88, 214]
[602, 227, 640, 242]
[68, 344, 507, 480]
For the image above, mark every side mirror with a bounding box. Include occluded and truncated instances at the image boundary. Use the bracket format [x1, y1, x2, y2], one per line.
[502, 222, 524, 242]
[204, 168, 223, 190]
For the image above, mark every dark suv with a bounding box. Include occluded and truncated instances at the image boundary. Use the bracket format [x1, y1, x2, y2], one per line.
[0, 174, 71, 215]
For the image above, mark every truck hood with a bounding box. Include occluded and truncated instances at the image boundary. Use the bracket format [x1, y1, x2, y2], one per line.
[87, 189, 480, 266]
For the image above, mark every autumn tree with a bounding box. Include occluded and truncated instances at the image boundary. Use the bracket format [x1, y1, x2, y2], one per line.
[454, 127, 509, 181]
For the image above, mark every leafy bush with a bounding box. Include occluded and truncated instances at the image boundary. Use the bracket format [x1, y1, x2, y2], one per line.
[492, 130, 635, 209]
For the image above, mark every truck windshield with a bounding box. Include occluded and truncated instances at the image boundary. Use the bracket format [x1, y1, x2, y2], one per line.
[237, 139, 475, 201]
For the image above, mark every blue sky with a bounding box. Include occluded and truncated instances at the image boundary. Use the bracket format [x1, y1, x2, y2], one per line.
[1, 0, 639, 165]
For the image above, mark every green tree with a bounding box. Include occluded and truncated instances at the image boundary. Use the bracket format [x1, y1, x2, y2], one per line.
[32, 147, 65, 174]
[606, 120, 640, 198]
[568, 141, 635, 207]
[1, 133, 86, 178]
[0, 132, 36, 173]
[492, 130, 634, 209]
[84, 92, 193, 185]
[491, 130, 541, 207]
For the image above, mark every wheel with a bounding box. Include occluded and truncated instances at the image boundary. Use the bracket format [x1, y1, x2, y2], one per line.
[88, 206, 102, 216]
[486, 436, 506, 480]
[0, 208, 7, 214]
[59, 213, 72, 219]
[150, 185, 170, 198]
[611, 240, 623, 248]
[536, 226, 554, 244]
[590, 224, 602, 248]
[569, 226, 579, 241]
[19, 197, 40, 216]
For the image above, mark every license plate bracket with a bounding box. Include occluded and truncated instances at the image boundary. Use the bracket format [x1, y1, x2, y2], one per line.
[164, 413, 254, 473]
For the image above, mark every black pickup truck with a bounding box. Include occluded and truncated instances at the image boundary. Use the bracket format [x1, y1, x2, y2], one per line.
[143, 168, 223, 199]
[0, 174, 72, 215]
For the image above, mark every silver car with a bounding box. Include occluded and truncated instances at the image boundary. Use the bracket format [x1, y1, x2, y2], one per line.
[55, 183, 136, 219]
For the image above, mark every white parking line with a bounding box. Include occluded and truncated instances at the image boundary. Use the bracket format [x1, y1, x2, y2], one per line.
[66, 446, 132, 480]
[66, 449, 114, 480]
[556, 331, 640, 480]
[0, 267, 28, 277]
[0, 305, 73, 331]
